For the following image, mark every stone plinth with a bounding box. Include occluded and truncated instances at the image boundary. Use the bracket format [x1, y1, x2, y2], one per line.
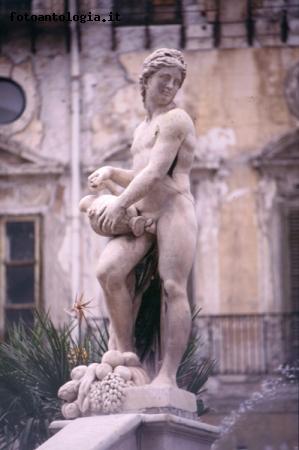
[37, 413, 220, 450]
[122, 385, 197, 418]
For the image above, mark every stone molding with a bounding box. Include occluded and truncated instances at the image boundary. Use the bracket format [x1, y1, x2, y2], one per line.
[252, 129, 299, 198]
[0, 136, 65, 176]
[252, 129, 299, 170]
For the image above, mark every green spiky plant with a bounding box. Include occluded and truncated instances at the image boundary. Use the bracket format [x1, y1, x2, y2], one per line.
[0, 310, 109, 450]
[177, 308, 215, 415]
[0, 313, 70, 450]
[0, 306, 214, 450]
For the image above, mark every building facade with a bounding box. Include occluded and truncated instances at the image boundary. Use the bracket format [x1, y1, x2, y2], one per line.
[0, 0, 298, 446]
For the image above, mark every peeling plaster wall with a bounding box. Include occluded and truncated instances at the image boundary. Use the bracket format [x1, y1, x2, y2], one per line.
[80, 28, 144, 165]
[35, 53, 70, 164]
[185, 48, 299, 153]
[218, 167, 260, 313]
[193, 178, 225, 313]
[45, 178, 73, 322]
[1, 30, 70, 162]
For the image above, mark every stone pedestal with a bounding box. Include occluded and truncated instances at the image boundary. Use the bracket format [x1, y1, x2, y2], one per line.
[38, 413, 220, 450]
[36, 388, 220, 450]
[122, 385, 197, 418]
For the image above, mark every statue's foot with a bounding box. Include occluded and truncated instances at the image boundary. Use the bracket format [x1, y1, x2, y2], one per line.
[129, 366, 151, 386]
[150, 374, 178, 388]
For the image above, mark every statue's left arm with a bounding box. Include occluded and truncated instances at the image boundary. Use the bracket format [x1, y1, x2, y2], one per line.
[117, 109, 193, 208]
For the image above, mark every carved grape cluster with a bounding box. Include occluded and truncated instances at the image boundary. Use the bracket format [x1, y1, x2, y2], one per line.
[88, 372, 133, 414]
[101, 372, 127, 413]
[88, 381, 103, 413]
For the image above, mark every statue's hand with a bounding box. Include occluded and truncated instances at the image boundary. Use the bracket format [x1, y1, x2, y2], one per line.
[97, 198, 126, 234]
[88, 166, 113, 192]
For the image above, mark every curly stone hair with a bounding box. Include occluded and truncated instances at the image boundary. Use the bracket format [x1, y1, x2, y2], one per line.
[139, 48, 187, 103]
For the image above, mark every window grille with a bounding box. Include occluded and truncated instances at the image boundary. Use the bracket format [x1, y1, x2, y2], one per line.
[287, 208, 299, 313]
[197, 313, 299, 375]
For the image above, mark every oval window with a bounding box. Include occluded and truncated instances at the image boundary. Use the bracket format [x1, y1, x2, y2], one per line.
[0, 78, 26, 125]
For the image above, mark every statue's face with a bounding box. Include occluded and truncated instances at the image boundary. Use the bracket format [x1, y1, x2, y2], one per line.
[145, 66, 182, 106]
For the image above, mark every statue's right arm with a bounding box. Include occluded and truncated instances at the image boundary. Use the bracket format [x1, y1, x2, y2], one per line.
[110, 167, 135, 188]
[88, 124, 144, 191]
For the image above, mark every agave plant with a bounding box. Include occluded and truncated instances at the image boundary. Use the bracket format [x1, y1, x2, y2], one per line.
[177, 308, 215, 415]
[0, 313, 70, 449]
[0, 310, 108, 450]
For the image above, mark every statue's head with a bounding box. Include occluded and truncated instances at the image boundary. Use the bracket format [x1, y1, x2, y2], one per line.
[139, 48, 186, 104]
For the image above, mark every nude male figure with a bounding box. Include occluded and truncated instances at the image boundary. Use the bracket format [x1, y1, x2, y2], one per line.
[88, 48, 197, 387]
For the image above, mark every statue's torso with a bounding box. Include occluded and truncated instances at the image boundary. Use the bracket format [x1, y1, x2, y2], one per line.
[130, 110, 195, 218]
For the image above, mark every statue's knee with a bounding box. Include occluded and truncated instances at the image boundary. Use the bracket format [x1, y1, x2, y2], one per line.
[96, 263, 123, 291]
[96, 262, 107, 286]
[163, 279, 184, 299]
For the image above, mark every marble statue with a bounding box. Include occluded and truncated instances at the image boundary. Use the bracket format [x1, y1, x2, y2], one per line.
[59, 48, 197, 418]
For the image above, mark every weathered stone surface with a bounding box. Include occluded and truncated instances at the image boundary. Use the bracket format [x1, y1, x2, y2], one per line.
[148, 25, 181, 49]
[39, 415, 141, 450]
[122, 385, 197, 414]
[116, 27, 147, 52]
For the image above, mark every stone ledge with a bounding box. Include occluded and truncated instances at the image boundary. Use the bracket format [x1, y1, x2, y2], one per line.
[44, 415, 141, 450]
[44, 413, 220, 450]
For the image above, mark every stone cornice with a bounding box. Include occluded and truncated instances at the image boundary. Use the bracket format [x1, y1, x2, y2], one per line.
[252, 129, 299, 171]
[0, 164, 65, 176]
[0, 136, 65, 177]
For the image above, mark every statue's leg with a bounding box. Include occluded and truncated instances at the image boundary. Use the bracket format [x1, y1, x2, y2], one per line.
[96, 233, 155, 353]
[151, 198, 197, 387]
